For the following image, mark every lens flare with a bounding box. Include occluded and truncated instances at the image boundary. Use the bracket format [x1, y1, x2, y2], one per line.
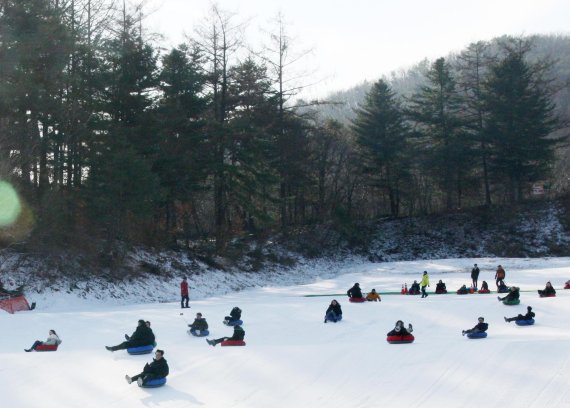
[0, 181, 21, 227]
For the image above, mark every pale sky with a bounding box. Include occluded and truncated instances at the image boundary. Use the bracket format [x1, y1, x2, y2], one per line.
[145, 0, 570, 99]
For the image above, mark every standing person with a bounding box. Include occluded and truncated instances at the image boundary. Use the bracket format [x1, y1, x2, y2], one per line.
[495, 265, 506, 289]
[106, 319, 155, 351]
[324, 299, 343, 323]
[420, 271, 430, 298]
[24, 329, 62, 352]
[206, 325, 245, 347]
[180, 277, 189, 309]
[125, 349, 169, 386]
[346, 283, 363, 299]
[462, 317, 488, 336]
[471, 264, 480, 289]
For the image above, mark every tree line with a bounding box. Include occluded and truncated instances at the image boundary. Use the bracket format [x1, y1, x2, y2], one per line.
[0, 0, 566, 252]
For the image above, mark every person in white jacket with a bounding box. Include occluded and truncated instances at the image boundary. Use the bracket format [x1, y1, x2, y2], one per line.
[25, 330, 62, 352]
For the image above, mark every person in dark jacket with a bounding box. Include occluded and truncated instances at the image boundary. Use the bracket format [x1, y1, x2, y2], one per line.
[206, 325, 245, 347]
[462, 317, 488, 335]
[387, 320, 413, 336]
[471, 264, 480, 289]
[188, 313, 208, 335]
[224, 307, 242, 325]
[457, 284, 469, 294]
[497, 280, 509, 293]
[498, 286, 520, 302]
[125, 349, 169, 386]
[180, 276, 189, 309]
[538, 281, 556, 297]
[324, 299, 343, 323]
[347, 283, 363, 299]
[106, 319, 155, 351]
[435, 280, 447, 294]
[408, 281, 421, 295]
[480, 281, 489, 291]
[505, 306, 535, 323]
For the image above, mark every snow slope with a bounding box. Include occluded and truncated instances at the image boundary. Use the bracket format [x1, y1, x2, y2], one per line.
[3, 258, 570, 407]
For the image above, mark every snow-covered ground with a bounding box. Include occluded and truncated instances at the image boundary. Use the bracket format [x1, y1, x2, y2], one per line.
[3, 257, 570, 407]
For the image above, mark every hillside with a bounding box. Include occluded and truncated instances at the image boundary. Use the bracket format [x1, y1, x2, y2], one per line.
[1, 198, 569, 306]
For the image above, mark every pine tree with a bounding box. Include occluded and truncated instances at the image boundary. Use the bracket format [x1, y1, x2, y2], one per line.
[352, 79, 410, 216]
[407, 58, 471, 210]
[483, 41, 559, 202]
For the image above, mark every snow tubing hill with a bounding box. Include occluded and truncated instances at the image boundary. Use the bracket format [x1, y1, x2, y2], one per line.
[467, 332, 487, 339]
[515, 319, 535, 326]
[224, 320, 243, 326]
[478, 289, 490, 294]
[127, 344, 155, 355]
[503, 299, 521, 305]
[221, 340, 246, 347]
[348, 297, 366, 303]
[35, 344, 58, 351]
[188, 329, 210, 337]
[0, 295, 31, 314]
[139, 377, 166, 388]
[386, 335, 415, 344]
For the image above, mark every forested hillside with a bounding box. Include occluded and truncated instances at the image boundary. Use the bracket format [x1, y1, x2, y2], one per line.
[0, 1, 569, 261]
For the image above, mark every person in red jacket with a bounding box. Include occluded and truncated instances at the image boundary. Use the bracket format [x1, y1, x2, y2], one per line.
[181, 277, 189, 309]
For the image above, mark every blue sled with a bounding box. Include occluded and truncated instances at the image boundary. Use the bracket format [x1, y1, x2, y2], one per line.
[139, 377, 167, 388]
[189, 329, 210, 337]
[224, 319, 243, 326]
[515, 319, 535, 326]
[127, 344, 155, 355]
[467, 331, 488, 339]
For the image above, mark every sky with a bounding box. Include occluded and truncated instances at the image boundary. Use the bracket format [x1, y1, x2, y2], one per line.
[4, 257, 570, 407]
[138, 1, 569, 98]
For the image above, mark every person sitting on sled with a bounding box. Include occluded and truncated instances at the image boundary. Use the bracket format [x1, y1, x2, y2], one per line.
[125, 349, 169, 386]
[366, 289, 381, 301]
[498, 286, 520, 302]
[206, 325, 245, 347]
[462, 317, 488, 336]
[505, 306, 535, 323]
[106, 319, 155, 352]
[387, 320, 413, 336]
[25, 329, 61, 352]
[538, 281, 556, 297]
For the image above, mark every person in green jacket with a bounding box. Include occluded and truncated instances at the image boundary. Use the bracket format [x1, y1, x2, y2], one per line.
[420, 271, 430, 298]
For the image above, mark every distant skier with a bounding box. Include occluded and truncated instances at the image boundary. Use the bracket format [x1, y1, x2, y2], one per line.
[462, 317, 488, 336]
[24, 329, 62, 352]
[188, 313, 209, 335]
[347, 283, 363, 299]
[498, 286, 520, 302]
[420, 271, 430, 298]
[180, 276, 189, 309]
[206, 324, 245, 347]
[224, 307, 242, 325]
[366, 289, 381, 302]
[435, 280, 447, 294]
[408, 281, 421, 295]
[324, 299, 343, 323]
[471, 264, 480, 289]
[505, 306, 535, 323]
[538, 281, 556, 297]
[495, 265, 506, 289]
[387, 320, 413, 337]
[125, 349, 169, 386]
[106, 319, 155, 351]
